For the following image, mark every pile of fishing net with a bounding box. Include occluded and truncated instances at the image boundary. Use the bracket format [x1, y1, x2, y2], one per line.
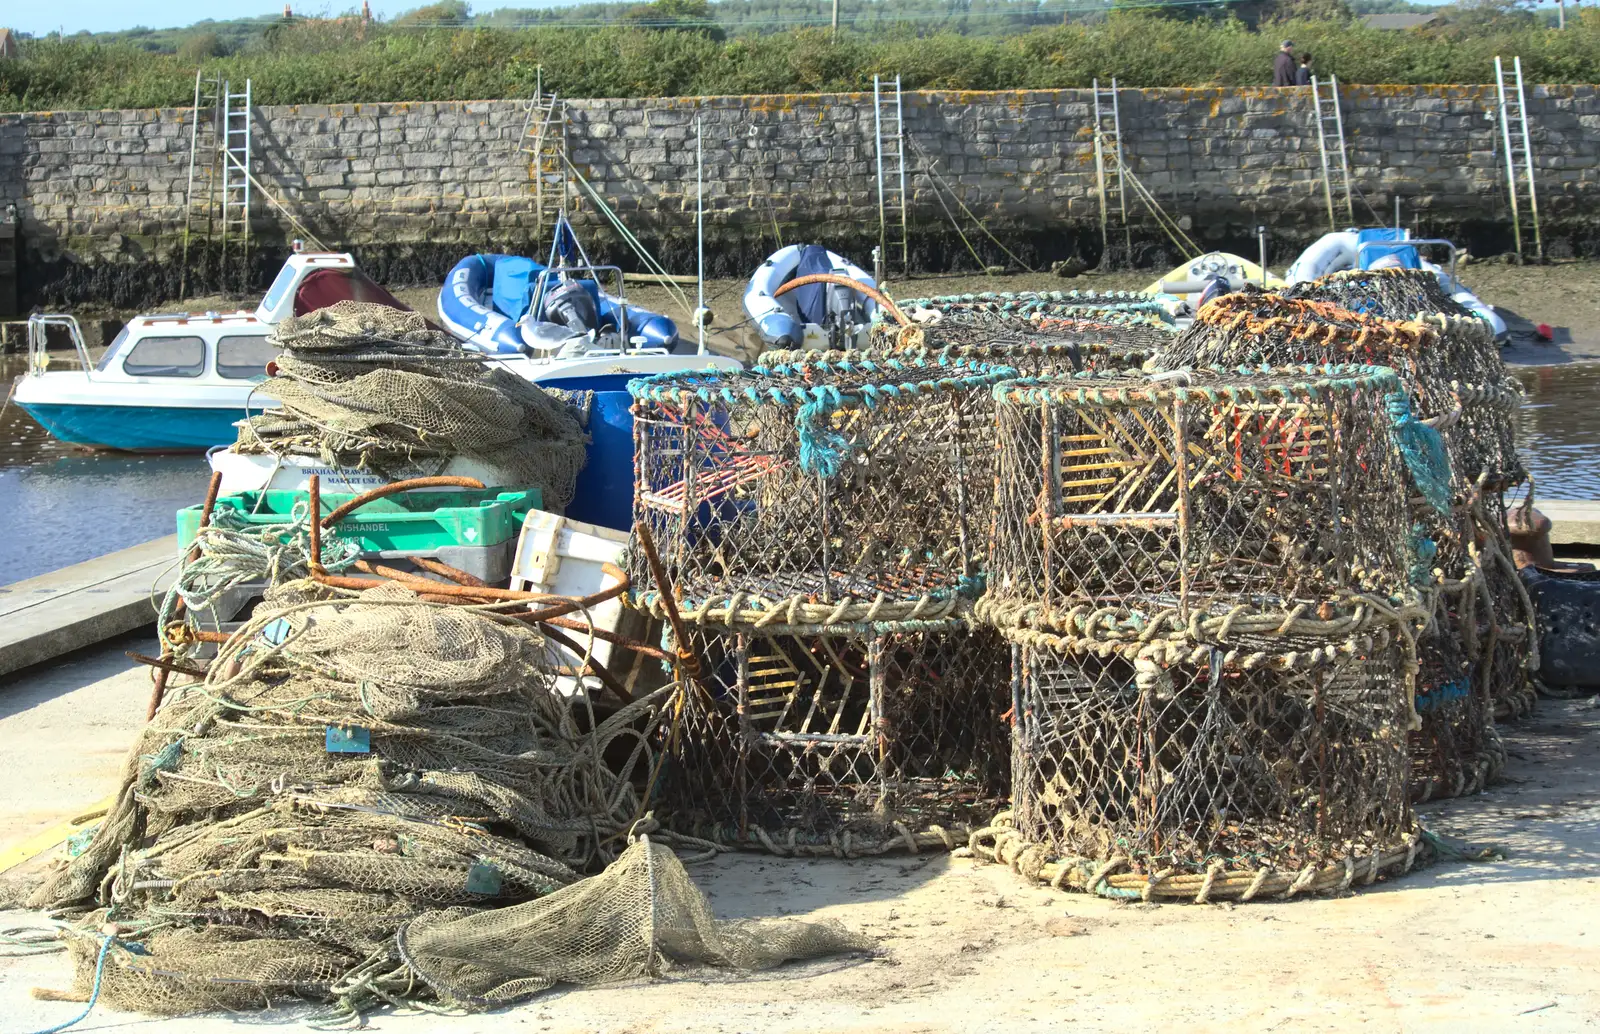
[235, 302, 588, 510]
[25, 583, 867, 1018]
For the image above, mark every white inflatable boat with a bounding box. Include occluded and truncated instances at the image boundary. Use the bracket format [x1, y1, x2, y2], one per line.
[744, 244, 878, 350]
[1285, 229, 1507, 338]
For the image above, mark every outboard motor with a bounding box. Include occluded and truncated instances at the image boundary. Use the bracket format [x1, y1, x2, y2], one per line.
[1196, 274, 1230, 310]
[543, 278, 600, 335]
[823, 283, 869, 349]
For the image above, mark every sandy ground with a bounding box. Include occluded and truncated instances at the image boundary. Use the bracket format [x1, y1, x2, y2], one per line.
[0, 637, 1597, 1033]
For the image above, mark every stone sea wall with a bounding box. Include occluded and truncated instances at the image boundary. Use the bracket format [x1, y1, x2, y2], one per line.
[1, 84, 1597, 304]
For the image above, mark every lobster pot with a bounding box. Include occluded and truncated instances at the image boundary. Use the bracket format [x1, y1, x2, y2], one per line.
[884, 296, 1179, 358]
[985, 366, 1415, 639]
[657, 620, 1012, 852]
[1284, 267, 1476, 322]
[760, 335, 1153, 379]
[1159, 295, 1454, 412]
[896, 289, 1177, 327]
[1007, 631, 1415, 880]
[920, 316, 1174, 359]
[630, 356, 1012, 627]
[1159, 298, 1520, 488]
[1412, 603, 1504, 801]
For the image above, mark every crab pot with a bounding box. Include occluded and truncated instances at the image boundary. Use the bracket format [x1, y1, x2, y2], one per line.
[629, 355, 1012, 627]
[1007, 631, 1414, 876]
[1412, 601, 1503, 802]
[896, 289, 1175, 320]
[1158, 297, 1521, 489]
[657, 620, 1012, 852]
[1284, 267, 1481, 324]
[915, 315, 1175, 360]
[984, 366, 1416, 639]
[759, 333, 1154, 379]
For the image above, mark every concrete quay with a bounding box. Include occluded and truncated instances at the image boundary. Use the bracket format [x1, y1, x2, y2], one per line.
[0, 535, 175, 680]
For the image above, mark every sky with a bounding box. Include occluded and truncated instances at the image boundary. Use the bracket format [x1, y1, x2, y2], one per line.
[12, 2, 458, 36]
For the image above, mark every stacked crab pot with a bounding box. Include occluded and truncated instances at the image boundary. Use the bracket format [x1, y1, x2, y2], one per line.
[627, 354, 1017, 856]
[971, 365, 1436, 902]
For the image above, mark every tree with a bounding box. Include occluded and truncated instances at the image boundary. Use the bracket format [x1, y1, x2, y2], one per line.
[393, 1, 471, 26]
[177, 32, 227, 61]
[622, 0, 727, 40]
[1428, 0, 1537, 33]
[1260, 0, 1355, 22]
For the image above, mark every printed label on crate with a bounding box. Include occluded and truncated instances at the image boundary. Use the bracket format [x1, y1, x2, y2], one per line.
[325, 725, 371, 753]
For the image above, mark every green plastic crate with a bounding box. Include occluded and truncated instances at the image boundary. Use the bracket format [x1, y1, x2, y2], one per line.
[177, 487, 543, 554]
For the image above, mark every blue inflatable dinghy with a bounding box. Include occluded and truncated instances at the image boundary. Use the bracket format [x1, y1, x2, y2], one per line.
[438, 223, 680, 356]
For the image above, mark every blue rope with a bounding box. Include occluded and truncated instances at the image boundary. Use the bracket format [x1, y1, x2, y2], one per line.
[1416, 676, 1472, 713]
[1386, 391, 1454, 514]
[795, 389, 852, 477]
[27, 935, 112, 1034]
[1409, 522, 1439, 586]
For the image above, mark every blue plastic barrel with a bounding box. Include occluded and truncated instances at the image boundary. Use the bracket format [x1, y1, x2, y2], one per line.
[562, 389, 637, 533]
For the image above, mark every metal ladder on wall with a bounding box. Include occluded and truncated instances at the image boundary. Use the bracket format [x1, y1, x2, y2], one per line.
[180, 72, 221, 297]
[1309, 75, 1354, 232]
[180, 74, 252, 295]
[519, 89, 568, 251]
[1494, 56, 1543, 263]
[1091, 79, 1131, 268]
[873, 74, 909, 278]
[220, 79, 253, 284]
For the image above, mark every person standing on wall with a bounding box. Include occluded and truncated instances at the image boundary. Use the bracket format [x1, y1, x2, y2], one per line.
[1274, 40, 1296, 86]
[1296, 52, 1314, 86]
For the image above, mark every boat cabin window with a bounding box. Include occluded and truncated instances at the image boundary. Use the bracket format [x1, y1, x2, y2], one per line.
[95, 324, 133, 372]
[122, 336, 205, 378]
[216, 334, 277, 380]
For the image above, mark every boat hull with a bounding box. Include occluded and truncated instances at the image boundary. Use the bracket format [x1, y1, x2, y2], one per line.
[17, 401, 243, 451]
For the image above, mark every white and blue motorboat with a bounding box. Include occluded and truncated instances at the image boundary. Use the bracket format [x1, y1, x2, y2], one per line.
[13, 312, 279, 451]
[743, 244, 877, 350]
[1285, 228, 1507, 338]
[11, 250, 417, 452]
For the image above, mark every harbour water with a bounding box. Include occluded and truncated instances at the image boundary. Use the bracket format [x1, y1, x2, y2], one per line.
[1, 355, 210, 584]
[1511, 362, 1600, 501]
[2, 354, 1597, 585]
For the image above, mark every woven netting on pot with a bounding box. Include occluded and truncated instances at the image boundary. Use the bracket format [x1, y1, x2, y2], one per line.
[977, 626, 1426, 901]
[980, 365, 1428, 651]
[629, 354, 1014, 627]
[655, 619, 1011, 856]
